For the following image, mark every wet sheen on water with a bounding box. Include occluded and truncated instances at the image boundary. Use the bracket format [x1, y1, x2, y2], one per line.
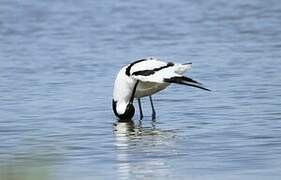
[1, 0, 281, 179]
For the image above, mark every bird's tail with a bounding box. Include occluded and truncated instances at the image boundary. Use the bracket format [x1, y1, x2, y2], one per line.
[164, 76, 211, 91]
[174, 63, 192, 75]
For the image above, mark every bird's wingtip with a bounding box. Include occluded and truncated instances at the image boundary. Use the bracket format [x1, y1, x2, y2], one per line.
[204, 87, 212, 91]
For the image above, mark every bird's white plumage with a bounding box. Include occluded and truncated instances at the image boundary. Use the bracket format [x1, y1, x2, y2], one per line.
[130, 59, 167, 75]
[132, 63, 191, 83]
[129, 58, 191, 83]
[113, 57, 191, 114]
[113, 66, 134, 114]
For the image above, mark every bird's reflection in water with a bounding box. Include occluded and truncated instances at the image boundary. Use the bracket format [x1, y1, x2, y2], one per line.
[113, 118, 173, 180]
[113, 119, 135, 180]
[113, 118, 157, 137]
[113, 119, 135, 136]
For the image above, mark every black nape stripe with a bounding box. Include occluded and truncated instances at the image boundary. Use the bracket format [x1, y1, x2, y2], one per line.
[132, 62, 174, 76]
[125, 59, 147, 76]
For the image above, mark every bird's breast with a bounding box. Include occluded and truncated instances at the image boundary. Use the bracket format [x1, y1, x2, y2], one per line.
[134, 82, 169, 98]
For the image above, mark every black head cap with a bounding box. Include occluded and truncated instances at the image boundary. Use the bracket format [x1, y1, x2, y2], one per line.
[112, 100, 135, 120]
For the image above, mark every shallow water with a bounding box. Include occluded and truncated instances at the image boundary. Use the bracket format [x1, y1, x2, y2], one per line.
[1, 0, 281, 179]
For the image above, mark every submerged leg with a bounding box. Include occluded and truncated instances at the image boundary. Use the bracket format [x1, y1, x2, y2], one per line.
[149, 95, 156, 119]
[138, 98, 143, 120]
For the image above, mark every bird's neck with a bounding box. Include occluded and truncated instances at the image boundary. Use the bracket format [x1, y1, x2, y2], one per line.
[113, 67, 135, 104]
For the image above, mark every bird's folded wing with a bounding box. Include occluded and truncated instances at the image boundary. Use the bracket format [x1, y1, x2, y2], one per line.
[131, 62, 191, 83]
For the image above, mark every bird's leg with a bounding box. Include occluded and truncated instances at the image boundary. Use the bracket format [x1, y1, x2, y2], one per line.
[137, 98, 143, 120]
[149, 95, 156, 120]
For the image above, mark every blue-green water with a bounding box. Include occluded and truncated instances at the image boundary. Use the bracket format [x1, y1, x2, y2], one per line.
[1, 0, 281, 179]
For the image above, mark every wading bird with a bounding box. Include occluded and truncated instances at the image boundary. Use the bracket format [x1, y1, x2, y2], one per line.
[112, 57, 210, 120]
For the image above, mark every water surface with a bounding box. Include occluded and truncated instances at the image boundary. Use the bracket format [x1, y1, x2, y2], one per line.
[1, 0, 281, 179]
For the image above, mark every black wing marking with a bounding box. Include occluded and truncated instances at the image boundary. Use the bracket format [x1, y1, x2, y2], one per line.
[164, 76, 211, 91]
[179, 76, 202, 85]
[125, 59, 147, 76]
[132, 62, 174, 76]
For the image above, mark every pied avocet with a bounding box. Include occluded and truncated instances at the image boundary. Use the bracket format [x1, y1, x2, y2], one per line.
[112, 57, 210, 120]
